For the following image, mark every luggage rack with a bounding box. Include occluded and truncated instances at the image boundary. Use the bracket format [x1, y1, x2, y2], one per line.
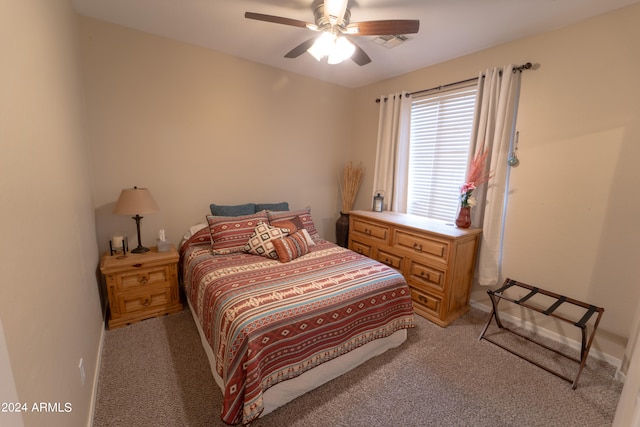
[478, 278, 604, 389]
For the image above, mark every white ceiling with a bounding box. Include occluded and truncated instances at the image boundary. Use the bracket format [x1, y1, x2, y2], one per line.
[72, 0, 640, 88]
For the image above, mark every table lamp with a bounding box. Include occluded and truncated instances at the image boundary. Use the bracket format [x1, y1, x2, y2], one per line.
[113, 186, 159, 253]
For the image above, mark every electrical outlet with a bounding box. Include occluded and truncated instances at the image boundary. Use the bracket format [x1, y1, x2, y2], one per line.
[78, 358, 86, 386]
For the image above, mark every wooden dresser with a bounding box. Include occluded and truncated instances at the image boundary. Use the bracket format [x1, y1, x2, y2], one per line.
[348, 210, 482, 327]
[100, 245, 183, 329]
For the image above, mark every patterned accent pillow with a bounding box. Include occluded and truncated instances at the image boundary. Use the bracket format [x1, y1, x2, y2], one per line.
[207, 211, 268, 255]
[243, 222, 289, 259]
[270, 215, 305, 234]
[299, 229, 316, 246]
[272, 231, 310, 263]
[268, 208, 320, 240]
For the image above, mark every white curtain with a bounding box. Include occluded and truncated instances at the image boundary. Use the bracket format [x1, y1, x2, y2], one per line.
[469, 65, 522, 286]
[372, 91, 412, 213]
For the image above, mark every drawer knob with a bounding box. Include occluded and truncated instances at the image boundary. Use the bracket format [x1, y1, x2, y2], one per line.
[133, 263, 142, 268]
[140, 276, 148, 285]
[143, 298, 151, 307]
[413, 243, 423, 252]
[419, 295, 428, 304]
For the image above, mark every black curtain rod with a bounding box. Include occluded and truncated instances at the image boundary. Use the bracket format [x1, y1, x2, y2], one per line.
[376, 62, 533, 103]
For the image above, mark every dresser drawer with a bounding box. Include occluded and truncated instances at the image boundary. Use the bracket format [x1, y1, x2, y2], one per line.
[394, 229, 449, 263]
[351, 218, 390, 243]
[408, 260, 446, 292]
[409, 287, 442, 319]
[117, 265, 171, 290]
[376, 249, 404, 271]
[350, 239, 373, 257]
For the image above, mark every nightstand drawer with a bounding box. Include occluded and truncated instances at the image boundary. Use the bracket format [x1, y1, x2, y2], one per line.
[118, 286, 171, 315]
[394, 229, 449, 263]
[118, 266, 171, 290]
[351, 218, 389, 243]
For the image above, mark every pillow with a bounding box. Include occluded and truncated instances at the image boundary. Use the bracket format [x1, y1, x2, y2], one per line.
[270, 215, 305, 234]
[207, 211, 268, 255]
[209, 203, 256, 216]
[268, 207, 320, 239]
[243, 222, 289, 259]
[255, 202, 289, 212]
[182, 223, 208, 241]
[272, 231, 310, 263]
[179, 223, 209, 249]
[298, 229, 316, 246]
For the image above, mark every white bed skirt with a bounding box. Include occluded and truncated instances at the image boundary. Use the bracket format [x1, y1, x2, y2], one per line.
[187, 299, 407, 418]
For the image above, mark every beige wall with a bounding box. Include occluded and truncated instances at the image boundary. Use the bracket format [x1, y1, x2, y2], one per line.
[0, 1, 103, 426]
[78, 17, 355, 255]
[352, 3, 640, 361]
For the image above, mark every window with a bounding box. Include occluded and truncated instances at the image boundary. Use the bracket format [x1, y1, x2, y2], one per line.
[407, 83, 477, 222]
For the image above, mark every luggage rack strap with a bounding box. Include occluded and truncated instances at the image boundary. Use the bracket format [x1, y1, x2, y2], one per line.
[516, 287, 539, 304]
[494, 279, 516, 294]
[543, 295, 566, 315]
[575, 305, 598, 328]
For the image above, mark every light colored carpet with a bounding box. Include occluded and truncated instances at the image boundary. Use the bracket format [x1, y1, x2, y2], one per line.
[93, 307, 622, 426]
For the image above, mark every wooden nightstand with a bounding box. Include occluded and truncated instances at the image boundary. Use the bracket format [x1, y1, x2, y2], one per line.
[100, 245, 183, 329]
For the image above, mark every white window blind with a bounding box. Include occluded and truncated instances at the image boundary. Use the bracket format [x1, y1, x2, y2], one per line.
[407, 84, 478, 222]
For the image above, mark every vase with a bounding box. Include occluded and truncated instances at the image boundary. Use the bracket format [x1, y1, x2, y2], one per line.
[455, 206, 472, 228]
[336, 212, 350, 248]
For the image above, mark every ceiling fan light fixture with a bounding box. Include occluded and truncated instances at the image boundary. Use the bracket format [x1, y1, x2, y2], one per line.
[308, 33, 355, 64]
[308, 32, 335, 61]
[329, 36, 355, 64]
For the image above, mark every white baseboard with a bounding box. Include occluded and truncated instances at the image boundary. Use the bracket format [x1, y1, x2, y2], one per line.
[469, 299, 625, 382]
[87, 322, 105, 427]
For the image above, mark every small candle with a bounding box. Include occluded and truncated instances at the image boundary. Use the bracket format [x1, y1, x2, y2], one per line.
[112, 235, 123, 249]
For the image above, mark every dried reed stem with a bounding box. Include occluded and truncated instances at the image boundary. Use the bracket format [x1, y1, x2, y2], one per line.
[340, 162, 364, 213]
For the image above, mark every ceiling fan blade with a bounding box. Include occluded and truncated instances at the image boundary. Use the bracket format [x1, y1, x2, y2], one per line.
[284, 38, 318, 58]
[346, 20, 420, 36]
[351, 44, 371, 66]
[245, 12, 312, 29]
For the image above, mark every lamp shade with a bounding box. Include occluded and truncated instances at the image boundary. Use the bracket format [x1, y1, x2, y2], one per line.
[113, 187, 159, 215]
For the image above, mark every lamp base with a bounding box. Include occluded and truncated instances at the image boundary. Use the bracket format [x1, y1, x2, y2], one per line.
[130, 214, 150, 254]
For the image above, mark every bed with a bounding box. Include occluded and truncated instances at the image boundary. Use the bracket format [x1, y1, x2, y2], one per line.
[179, 206, 416, 425]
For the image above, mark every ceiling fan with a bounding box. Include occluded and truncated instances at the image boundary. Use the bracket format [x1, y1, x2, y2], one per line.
[245, 0, 420, 66]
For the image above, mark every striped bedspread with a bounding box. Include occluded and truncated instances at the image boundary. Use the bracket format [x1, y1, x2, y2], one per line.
[180, 231, 416, 425]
